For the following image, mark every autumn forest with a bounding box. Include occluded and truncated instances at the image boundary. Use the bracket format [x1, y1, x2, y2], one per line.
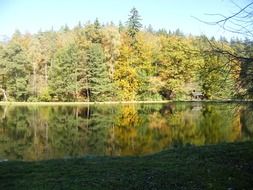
[0, 8, 252, 102]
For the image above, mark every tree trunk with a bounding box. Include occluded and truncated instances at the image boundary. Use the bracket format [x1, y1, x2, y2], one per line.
[86, 104, 89, 128]
[0, 88, 7, 101]
[1, 105, 7, 120]
[75, 68, 78, 101]
[86, 77, 90, 102]
[45, 122, 48, 157]
[45, 63, 48, 87]
[33, 63, 37, 97]
[109, 62, 114, 79]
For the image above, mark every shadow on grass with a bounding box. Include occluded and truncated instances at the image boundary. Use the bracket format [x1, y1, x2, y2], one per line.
[0, 141, 253, 190]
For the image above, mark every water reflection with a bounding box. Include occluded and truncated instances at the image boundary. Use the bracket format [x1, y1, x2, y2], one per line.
[0, 102, 252, 161]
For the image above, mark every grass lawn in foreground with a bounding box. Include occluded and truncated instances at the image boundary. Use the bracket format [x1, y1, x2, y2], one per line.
[0, 141, 253, 190]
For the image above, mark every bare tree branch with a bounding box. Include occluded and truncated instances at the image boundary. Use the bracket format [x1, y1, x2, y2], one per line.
[193, 1, 253, 38]
[215, 2, 253, 25]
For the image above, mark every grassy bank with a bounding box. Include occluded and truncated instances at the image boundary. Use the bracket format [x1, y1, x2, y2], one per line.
[0, 100, 172, 106]
[1, 141, 253, 190]
[0, 99, 253, 106]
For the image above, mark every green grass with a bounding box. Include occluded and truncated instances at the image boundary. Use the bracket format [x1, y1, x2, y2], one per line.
[1, 141, 253, 190]
[0, 99, 253, 107]
[0, 100, 172, 106]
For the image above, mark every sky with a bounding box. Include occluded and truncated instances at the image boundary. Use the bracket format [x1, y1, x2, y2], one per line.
[0, 0, 247, 40]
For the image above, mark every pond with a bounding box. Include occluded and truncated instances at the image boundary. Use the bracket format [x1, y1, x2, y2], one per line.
[0, 102, 253, 161]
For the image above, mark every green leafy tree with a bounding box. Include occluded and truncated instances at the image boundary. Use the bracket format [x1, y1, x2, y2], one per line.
[197, 37, 239, 99]
[49, 44, 79, 101]
[157, 36, 198, 99]
[126, 7, 142, 46]
[237, 39, 253, 98]
[85, 19, 103, 44]
[101, 26, 121, 79]
[73, 27, 90, 101]
[0, 10, 250, 102]
[134, 33, 158, 100]
[86, 43, 112, 101]
[0, 42, 30, 101]
[114, 37, 139, 100]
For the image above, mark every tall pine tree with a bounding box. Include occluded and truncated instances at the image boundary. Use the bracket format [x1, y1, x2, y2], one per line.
[49, 44, 79, 101]
[0, 42, 30, 101]
[86, 43, 112, 101]
[126, 7, 142, 46]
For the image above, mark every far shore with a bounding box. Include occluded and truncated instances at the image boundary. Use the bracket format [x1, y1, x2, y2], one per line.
[0, 99, 253, 106]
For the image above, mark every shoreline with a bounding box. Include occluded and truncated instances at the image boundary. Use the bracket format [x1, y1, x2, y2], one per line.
[0, 100, 171, 106]
[0, 99, 253, 106]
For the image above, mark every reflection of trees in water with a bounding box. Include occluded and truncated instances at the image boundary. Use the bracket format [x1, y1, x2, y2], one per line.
[108, 105, 141, 155]
[198, 104, 241, 144]
[0, 105, 7, 121]
[0, 103, 253, 160]
[0, 106, 33, 160]
[240, 104, 253, 138]
[106, 104, 171, 156]
[105, 103, 249, 155]
[163, 103, 247, 147]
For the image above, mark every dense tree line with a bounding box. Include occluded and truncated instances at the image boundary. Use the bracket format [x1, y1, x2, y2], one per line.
[0, 8, 251, 102]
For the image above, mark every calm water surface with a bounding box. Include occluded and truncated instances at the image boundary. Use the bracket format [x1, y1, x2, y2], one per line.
[0, 102, 253, 161]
